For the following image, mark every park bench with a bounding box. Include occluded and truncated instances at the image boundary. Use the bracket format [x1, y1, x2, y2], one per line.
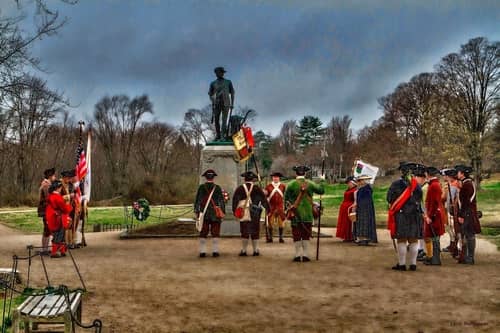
[11, 291, 82, 333]
[0, 267, 21, 284]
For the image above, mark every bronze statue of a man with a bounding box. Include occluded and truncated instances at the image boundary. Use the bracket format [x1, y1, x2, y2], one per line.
[208, 66, 235, 141]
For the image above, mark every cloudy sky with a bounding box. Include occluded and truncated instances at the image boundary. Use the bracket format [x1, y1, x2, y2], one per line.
[6, 0, 500, 135]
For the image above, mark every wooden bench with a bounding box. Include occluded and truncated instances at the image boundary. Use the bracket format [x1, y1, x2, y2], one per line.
[0, 267, 21, 284]
[12, 291, 82, 333]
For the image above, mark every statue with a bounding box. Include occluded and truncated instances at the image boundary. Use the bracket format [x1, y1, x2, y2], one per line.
[208, 66, 235, 141]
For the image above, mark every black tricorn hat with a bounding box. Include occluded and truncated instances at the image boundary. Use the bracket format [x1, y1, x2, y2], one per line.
[48, 180, 63, 193]
[270, 171, 283, 178]
[43, 167, 56, 179]
[214, 66, 226, 73]
[455, 165, 473, 174]
[398, 161, 415, 171]
[241, 171, 258, 181]
[292, 165, 310, 175]
[61, 169, 76, 178]
[425, 166, 440, 176]
[412, 163, 426, 177]
[345, 176, 357, 184]
[202, 169, 217, 178]
[442, 168, 458, 177]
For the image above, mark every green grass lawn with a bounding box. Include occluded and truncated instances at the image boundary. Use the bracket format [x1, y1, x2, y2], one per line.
[0, 205, 194, 234]
[0, 181, 498, 234]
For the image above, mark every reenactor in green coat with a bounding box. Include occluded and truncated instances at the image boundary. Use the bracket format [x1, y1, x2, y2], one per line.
[284, 165, 325, 262]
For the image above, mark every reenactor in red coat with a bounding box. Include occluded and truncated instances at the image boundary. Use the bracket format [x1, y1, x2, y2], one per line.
[423, 167, 445, 265]
[46, 180, 73, 258]
[455, 165, 481, 264]
[264, 172, 286, 243]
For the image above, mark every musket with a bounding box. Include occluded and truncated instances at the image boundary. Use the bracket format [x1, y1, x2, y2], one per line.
[316, 146, 327, 260]
[251, 154, 270, 241]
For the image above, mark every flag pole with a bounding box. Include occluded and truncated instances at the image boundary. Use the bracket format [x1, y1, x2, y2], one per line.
[316, 143, 327, 260]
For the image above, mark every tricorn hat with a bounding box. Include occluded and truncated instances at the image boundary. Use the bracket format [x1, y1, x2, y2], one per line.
[412, 163, 426, 177]
[241, 171, 258, 181]
[61, 169, 76, 178]
[442, 168, 458, 177]
[270, 171, 283, 178]
[48, 180, 62, 193]
[356, 174, 372, 181]
[345, 176, 357, 184]
[202, 169, 217, 179]
[43, 167, 56, 179]
[425, 166, 440, 176]
[454, 165, 473, 174]
[292, 165, 310, 175]
[398, 161, 416, 171]
[214, 66, 226, 73]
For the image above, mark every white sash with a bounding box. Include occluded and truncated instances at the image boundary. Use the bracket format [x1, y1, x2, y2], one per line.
[196, 187, 215, 232]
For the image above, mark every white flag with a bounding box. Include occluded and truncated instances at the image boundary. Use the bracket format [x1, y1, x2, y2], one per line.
[353, 159, 379, 184]
[83, 128, 92, 202]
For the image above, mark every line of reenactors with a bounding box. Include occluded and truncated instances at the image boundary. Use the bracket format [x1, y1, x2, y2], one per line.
[388, 162, 481, 271]
[38, 167, 84, 258]
[194, 165, 325, 262]
[194, 161, 481, 268]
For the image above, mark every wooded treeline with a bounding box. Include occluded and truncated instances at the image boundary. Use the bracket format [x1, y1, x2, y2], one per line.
[0, 1, 498, 205]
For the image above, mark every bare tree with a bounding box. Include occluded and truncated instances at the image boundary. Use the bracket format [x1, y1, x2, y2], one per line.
[278, 119, 298, 155]
[3, 75, 67, 193]
[0, 1, 77, 96]
[436, 37, 500, 186]
[326, 115, 353, 178]
[93, 94, 153, 196]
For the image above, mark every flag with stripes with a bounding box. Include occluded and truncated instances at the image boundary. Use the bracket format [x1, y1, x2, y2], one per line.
[83, 128, 92, 202]
[76, 147, 87, 181]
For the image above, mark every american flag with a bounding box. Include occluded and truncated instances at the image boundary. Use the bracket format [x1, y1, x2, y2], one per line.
[76, 146, 87, 181]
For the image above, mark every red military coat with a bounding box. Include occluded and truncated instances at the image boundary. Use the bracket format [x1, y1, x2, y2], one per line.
[265, 182, 286, 220]
[45, 192, 73, 232]
[458, 178, 481, 234]
[424, 178, 445, 237]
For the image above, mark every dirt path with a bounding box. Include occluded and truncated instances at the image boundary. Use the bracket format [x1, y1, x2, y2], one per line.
[1, 227, 499, 333]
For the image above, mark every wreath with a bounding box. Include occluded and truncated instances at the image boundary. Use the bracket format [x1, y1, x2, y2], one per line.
[133, 198, 150, 221]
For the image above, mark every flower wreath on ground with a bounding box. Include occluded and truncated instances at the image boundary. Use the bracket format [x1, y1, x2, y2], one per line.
[133, 198, 150, 221]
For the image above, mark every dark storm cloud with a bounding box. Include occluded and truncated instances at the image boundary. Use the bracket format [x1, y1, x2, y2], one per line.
[24, 0, 500, 134]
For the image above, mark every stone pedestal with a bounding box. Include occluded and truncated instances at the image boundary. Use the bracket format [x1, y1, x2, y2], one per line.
[200, 143, 245, 211]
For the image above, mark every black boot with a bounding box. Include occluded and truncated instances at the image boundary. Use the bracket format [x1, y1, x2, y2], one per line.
[266, 227, 273, 243]
[279, 227, 285, 243]
[464, 236, 475, 264]
[392, 264, 406, 271]
[430, 237, 441, 265]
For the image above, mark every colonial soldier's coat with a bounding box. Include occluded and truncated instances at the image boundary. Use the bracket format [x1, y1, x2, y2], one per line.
[284, 165, 325, 262]
[264, 172, 286, 243]
[424, 177, 445, 238]
[456, 164, 481, 264]
[194, 169, 225, 257]
[46, 181, 72, 257]
[232, 171, 269, 256]
[387, 162, 424, 271]
[387, 177, 424, 240]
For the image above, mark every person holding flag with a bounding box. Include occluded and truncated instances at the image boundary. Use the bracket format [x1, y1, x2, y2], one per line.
[387, 162, 424, 271]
